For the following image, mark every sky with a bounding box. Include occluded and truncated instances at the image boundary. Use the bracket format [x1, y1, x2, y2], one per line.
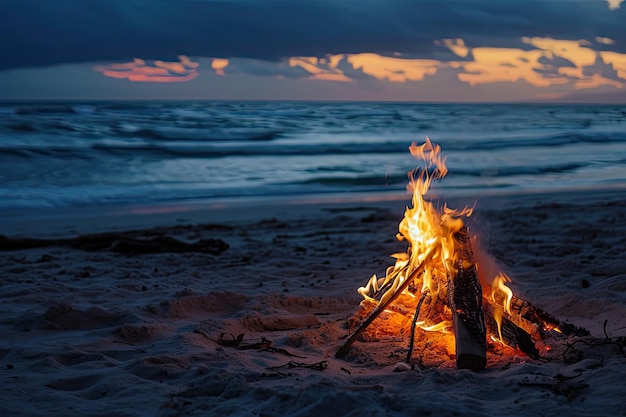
[1, 0, 625, 102]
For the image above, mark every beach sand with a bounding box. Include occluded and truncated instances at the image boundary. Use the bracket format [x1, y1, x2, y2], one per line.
[0, 189, 625, 416]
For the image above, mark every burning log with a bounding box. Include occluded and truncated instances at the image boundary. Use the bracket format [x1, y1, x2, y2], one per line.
[483, 303, 539, 358]
[448, 227, 487, 371]
[484, 292, 589, 359]
[506, 295, 588, 337]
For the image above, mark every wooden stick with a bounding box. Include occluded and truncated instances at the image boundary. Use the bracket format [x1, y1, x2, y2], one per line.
[335, 249, 435, 358]
[405, 292, 427, 363]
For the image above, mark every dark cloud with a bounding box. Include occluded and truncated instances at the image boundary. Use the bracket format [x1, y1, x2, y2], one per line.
[537, 55, 576, 68]
[1, 0, 624, 70]
[583, 55, 623, 82]
[533, 54, 578, 78]
[224, 58, 310, 79]
[335, 58, 378, 81]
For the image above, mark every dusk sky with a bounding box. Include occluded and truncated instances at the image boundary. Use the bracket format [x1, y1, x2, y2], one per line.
[1, 0, 625, 102]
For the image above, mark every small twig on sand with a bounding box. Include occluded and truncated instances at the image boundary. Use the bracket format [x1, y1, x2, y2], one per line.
[193, 328, 212, 340]
[210, 332, 306, 358]
[563, 331, 626, 361]
[405, 292, 427, 363]
[267, 360, 328, 371]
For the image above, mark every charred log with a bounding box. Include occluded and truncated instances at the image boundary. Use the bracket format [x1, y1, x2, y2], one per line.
[483, 304, 539, 359]
[508, 295, 589, 337]
[489, 294, 589, 341]
[500, 318, 538, 359]
[449, 227, 487, 371]
[484, 294, 589, 358]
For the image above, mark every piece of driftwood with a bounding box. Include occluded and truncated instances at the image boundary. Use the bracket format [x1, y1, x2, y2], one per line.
[0, 232, 229, 255]
[335, 249, 435, 358]
[448, 227, 487, 371]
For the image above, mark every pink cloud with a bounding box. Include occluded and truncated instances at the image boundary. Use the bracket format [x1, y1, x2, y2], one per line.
[94, 55, 199, 82]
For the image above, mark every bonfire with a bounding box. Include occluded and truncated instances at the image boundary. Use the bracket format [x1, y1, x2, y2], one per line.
[336, 138, 586, 370]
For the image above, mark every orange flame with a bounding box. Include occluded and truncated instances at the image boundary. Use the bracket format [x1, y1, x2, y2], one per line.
[358, 137, 472, 331]
[491, 273, 513, 314]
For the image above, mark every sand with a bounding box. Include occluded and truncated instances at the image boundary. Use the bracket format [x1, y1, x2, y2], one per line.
[0, 189, 625, 417]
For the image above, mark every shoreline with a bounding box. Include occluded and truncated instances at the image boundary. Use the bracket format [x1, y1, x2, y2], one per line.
[2, 184, 625, 238]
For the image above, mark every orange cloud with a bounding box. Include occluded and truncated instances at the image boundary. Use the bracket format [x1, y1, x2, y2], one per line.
[288, 56, 351, 82]
[442, 37, 625, 90]
[347, 54, 439, 82]
[521, 37, 623, 89]
[211, 58, 229, 76]
[288, 37, 626, 99]
[456, 47, 557, 87]
[606, 0, 623, 10]
[289, 35, 626, 94]
[289, 53, 439, 83]
[94, 55, 199, 82]
[522, 37, 596, 67]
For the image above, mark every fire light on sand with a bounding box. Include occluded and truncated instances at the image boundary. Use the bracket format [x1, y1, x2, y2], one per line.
[336, 138, 587, 370]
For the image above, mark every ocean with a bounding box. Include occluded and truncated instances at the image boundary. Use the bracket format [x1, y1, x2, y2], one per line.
[1, 101, 625, 212]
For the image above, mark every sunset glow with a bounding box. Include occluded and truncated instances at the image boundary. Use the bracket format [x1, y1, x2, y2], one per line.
[2, 0, 624, 102]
